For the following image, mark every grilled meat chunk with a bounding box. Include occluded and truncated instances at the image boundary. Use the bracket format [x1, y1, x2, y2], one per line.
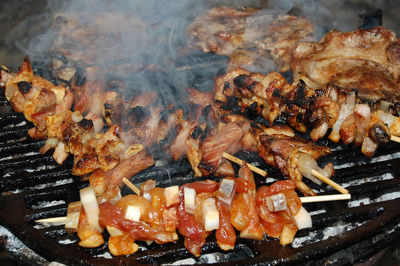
[292, 26, 400, 102]
[187, 6, 315, 73]
[259, 133, 333, 196]
[199, 122, 244, 176]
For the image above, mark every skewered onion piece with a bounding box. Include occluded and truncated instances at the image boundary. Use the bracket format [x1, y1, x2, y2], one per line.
[217, 178, 235, 207]
[184, 187, 196, 214]
[377, 109, 395, 127]
[165, 185, 180, 207]
[125, 205, 141, 222]
[141, 179, 156, 202]
[65, 201, 82, 233]
[297, 153, 323, 185]
[265, 193, 287, 212]
[80, 186, 102, 232]
[329, 91, 356, 142]
[293, 206, 312, 230]
[203, 197, 219, 231]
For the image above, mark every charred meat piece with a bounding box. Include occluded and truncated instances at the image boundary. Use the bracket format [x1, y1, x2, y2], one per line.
[4, 58, 74, 139]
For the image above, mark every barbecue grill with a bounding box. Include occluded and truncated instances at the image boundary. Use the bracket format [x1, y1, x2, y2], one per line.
[1, 1, 400, 265]
[1, 68, 400, 265]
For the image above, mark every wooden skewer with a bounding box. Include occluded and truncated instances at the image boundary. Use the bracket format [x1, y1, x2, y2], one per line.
[122, 177, 141, 195]
[35, 216, 67, 224]
[300, 193, 351, 203]
[390, 135, 400, 143]
[311, 169, 349, 194]
[223, 152, 267, 177]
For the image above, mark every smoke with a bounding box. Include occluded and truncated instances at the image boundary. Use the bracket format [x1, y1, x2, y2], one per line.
[4, 0, 400, 96]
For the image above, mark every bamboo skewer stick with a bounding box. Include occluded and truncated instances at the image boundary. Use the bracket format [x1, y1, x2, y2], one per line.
[223, 152, 267, 177]
[35, 216, 67, 224]
[311, 169, 349, 194]
[300, 193, 351, 203]
[390, 135, 400, 143]
[122, 177, 141, 195]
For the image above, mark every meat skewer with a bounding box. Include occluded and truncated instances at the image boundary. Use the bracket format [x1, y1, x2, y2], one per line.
[35, 193, 351, 224]
[35, 167, 350, 257]
[1, 58, 337, 197]
[224, 151, 347, 195]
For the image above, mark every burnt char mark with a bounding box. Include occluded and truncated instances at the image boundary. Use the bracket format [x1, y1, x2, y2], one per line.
[200, 126, 210, 142]
[233, 74, 256, 96]
[293, 82, 306, 108]
[191, 126, 202, 139]
[391, 102, 400, 117]
[128, 106, 151, 123]
[220, 96, 237, 111]
[250, 121, 261, 129]
[246, 102, 259, 117]
[104, 103, 112, 110]
[201, 105, 218, 128]
[273, 112, 289, 125]
[223, 81, 231, 90]
[75, 153, 97, 169]
[17, 81, 32, 94]
[202, 104, 212, 118]
[78, 118, 94, 130]
[272, 89, 281, 98]
[370, 123, 390, 143]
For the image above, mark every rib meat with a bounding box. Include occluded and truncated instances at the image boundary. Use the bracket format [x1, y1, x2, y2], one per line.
[187, 6, 315, 72]
[292, 26, 400, 102]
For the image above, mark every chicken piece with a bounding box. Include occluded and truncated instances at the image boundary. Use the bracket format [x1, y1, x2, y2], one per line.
[292, 26, 400, 102]
[105, 150, 154, 192]
[258, 133, 333, 196]
[214, 68, 301, 125]
[187, 6, 315, 72]
[4, 58, 74, 140]
[4, 57, 36, 112]
[199, 123, 244, 176]
[237, 164, 263, 240]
